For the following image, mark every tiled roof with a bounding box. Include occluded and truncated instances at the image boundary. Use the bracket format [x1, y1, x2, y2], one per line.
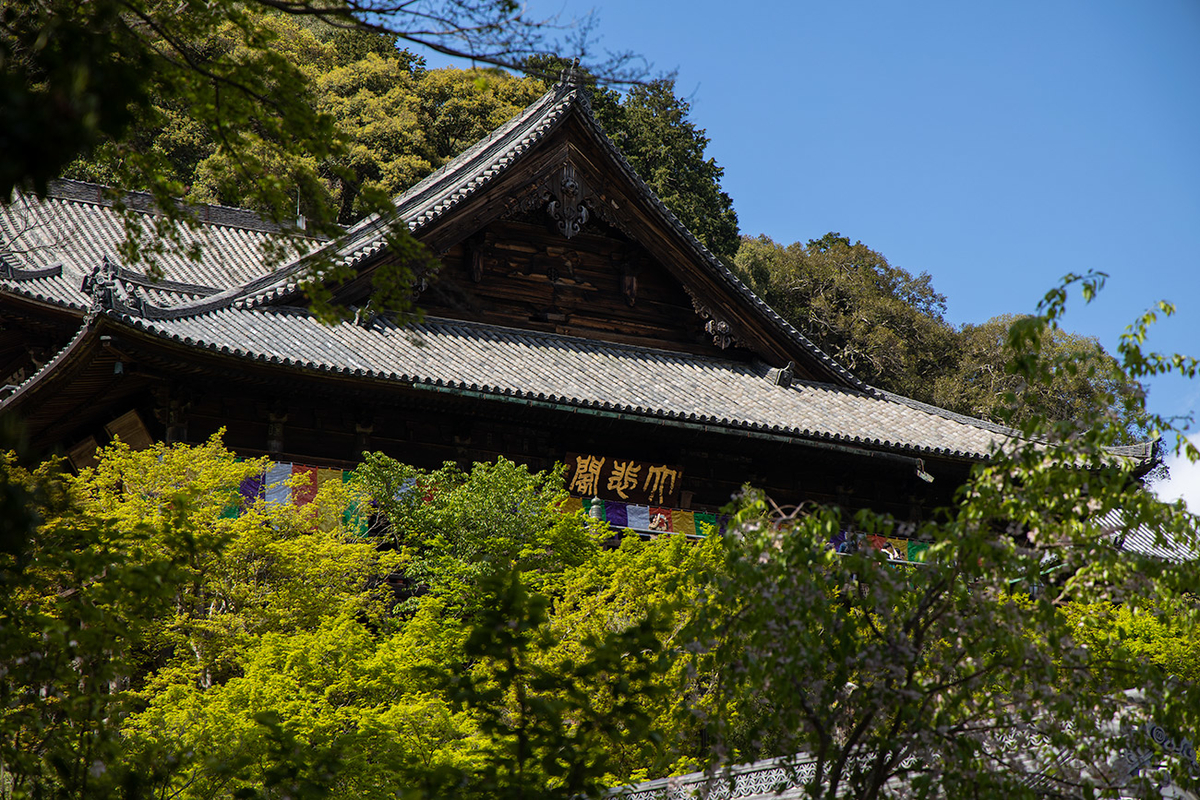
[110, 306, 1011, 460]
[0, 84, 870, 394]
[0, 179, 288, 309]
[124, 80, 868, 391]
[282, 81, 860, 386]
[1097, 509, 1198, 562]
[0, 88, 1158, 473]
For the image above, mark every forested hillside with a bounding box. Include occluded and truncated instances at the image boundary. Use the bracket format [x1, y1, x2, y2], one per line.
[733, 234, 1145, 437]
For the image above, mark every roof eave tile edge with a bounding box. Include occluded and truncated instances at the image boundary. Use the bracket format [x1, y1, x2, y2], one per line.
[0, 317, 98, 411]
[0, 280, 89, 313]
[108, 310, 993, 463]
[877, 387, 1158, 469]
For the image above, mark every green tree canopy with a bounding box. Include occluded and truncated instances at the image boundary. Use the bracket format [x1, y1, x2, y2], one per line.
[734, 233, 959, 401]
[931, 313, 1144, 437]
[1, 0, 641, 322]
[1, 0, 639, 202]
[601, 79, 740, 263]
[734, 234, 1147, 438]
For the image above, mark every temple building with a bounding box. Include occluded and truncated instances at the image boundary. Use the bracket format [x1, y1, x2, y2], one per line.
[0, 79, 1155, 528]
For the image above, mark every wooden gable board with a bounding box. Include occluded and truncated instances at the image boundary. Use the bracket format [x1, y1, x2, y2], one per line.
[327, 83, 861, 386]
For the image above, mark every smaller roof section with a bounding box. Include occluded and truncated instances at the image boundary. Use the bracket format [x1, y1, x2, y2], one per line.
[0, 179, 301, 310]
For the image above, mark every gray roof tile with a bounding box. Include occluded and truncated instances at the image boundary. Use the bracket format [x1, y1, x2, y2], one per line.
[1097, 509, 1198, 562]
[1, 180, 288, 309]
[115, 306, 1011, 459]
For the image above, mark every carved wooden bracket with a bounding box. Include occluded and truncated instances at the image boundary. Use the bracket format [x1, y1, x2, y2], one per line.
[689, 293, 744, 350]
[612, 252, 640, 306]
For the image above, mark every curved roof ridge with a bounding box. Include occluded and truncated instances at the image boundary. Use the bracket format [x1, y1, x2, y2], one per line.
[42, 178, 290, 234]
[562, 95, 870, 393]
[0, 257, 63, 280]
[130, 83, 583, 319]
[396, 82, 575, 217]
[131, 266, 308, 319]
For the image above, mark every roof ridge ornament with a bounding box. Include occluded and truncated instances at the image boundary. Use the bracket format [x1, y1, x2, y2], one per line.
[557, 59, 582, 89]
[554, 59, 593, 107]
[768, 361, 795, 388]
[81, 256, 145, 318]
[81, 256, 119, 315]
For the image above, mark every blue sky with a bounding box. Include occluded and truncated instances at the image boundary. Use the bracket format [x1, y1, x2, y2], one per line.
[426, 1, 1200, 504]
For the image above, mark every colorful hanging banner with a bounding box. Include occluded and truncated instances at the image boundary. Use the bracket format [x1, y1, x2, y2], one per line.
[672, 510, 696, 537]
[626, 504, 651, 530]
[231, 459, 724, 541]
[564, 496, 726, 537]
[825, 531, 930, 565]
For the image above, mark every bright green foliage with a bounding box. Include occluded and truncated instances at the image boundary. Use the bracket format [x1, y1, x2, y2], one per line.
[181, 25, 545, 226]
[442, 568, 670, 800]
[1065, 599, 1200, 685]
[126, 607, 481, 799]
[0, 442, 726, 799]
[354, 454, 598, 616]
[411, 67, 547, 171]
[2, 0, 611, 206]
[677, 276, 1200, 798]
[542, 532, 725, 779]
[76, 435, 399, 688]
[3, 278, 1199, 799]
[0, 434, 404, 797]
[0, 451, 163, 798]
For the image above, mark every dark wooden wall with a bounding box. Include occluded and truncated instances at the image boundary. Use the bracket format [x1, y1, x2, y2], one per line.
[64, 353, 970, 523]
[419, 217, 729, 357]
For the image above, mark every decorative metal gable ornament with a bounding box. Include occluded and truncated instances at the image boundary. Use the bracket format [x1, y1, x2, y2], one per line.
[546, 164, 589, 239]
